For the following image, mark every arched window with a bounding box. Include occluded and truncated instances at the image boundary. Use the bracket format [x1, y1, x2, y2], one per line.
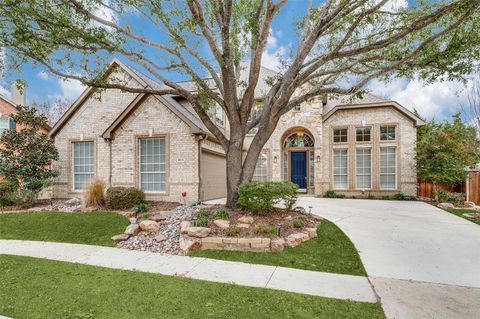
[284, 133, 314, 148]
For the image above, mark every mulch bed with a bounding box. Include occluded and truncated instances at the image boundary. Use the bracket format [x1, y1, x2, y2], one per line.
[199, 205, 319, 238]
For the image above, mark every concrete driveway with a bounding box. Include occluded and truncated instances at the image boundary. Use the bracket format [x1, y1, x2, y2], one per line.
[298, 197, 480, 319]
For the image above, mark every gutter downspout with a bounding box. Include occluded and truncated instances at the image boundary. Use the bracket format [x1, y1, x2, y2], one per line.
[197, 133, 207, 201]
[104, 138, 113, 188]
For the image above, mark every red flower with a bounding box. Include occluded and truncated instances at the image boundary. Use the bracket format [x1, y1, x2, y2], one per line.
[181, 192, 187, 197]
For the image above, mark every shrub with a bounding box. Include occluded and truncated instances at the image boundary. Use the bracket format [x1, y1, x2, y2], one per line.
[213, 208, 230, 219]
[292, 217, 305, 228]
[433, 189, 465, 206]
[254, 224, 278, 237]
[133, 202, 149, 214]
[0, 179, 19, 206]
[324, 190, 345, 198]
[105, 187, 145, 209]
[238, 181, 298, 214]
[367, 193, 375, 200]
[393, 192, 406, 200]
[194, 209, 209, 227]
[85, 179, 105, 207]
[294, 206, 306, 214]
[381, 195, 391, 200]
[225, 225, 240, 237]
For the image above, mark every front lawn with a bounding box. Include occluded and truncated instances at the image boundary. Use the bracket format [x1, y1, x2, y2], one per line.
[446, 208, 480, 225]
[189, 219, 366, 276]
[0, 255, 384, 319]
[0, 211, 129, 246]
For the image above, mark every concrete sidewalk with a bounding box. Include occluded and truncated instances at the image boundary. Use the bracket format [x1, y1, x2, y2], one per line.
[0, 240, 377, 303]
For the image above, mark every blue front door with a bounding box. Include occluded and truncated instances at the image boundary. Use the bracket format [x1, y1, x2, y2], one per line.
[290, 151, 307, 189]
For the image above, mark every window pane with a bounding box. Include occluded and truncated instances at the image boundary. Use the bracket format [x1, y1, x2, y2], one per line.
[333, 149, 348, 189]
[380, 126, 396, 141]
[333, 129, 348, 143]
[253, 151, 268, 182]
[73, 141, 94, 190]
[380, 147, 396, 189]
[139, 137, 166, 192]
[356, 127, 371, 142]
[356, 148, 371, 189]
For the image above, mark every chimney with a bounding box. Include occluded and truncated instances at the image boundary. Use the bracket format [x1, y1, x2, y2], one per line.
[11, 81, 26, 106]
[322, 94, 328, 106]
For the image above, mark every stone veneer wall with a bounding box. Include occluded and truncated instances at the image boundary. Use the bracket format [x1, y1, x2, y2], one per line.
[201, 237, 272, 252]
[322, 106, 417, 196]
[244, 102, 418, 196]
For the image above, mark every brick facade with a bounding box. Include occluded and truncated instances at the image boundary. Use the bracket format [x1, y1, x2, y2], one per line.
[51, 62, 420, 201]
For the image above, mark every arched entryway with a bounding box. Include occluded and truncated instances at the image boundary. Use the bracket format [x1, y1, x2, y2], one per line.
[282, 128, 315, 193]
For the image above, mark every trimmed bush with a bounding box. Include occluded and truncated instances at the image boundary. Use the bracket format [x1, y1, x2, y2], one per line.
[433, 189, 465, 206]
[105, 187, 145, 209]
[292, 217, 305, 228]
[324, 190, 345, 198]
[85, 179, 105, 208]
[238, 181, 298, 214]
[133, 202, 149, 214]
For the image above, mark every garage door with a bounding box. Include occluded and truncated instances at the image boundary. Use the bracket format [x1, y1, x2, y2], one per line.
[200, 150, 227, 200]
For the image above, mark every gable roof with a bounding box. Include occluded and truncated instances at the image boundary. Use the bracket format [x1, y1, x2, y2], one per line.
[0, 95, 17, 108]
[322, 94, 425, 127]
[49, 58, 208, 138]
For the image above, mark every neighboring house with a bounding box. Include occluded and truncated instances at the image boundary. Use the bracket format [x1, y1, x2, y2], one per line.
[0, 95, 21, 141]
[49, 59, 424, 202]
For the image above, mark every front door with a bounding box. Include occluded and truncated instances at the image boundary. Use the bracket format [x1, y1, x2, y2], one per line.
[290, 151, 307, 189]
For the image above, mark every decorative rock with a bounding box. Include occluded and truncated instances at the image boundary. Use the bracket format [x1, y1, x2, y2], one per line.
[129, 217, 137, 224]
[179, 235, 201, 252]
[150, 214, 167, 222]
[271, 238, 285, 253]
[311, 215, 323, 221]
[236, 223, 250, 229]
[438, 202, 454, 209]
[464, 201, 476, 207]
[285, 232, 309, 248]
[238, 216, 254, 224]
[126, 211, 137, 218]
[180, 221, 192, 234]
[125, 224, 141, 236]
[84, 206, 98, 212]
[112, 234, 130, 243]
[139, 220, 160, 233]
[186, 227, 211, 238]
[65, 197, 81, 207]
[463, 213, 480, 219]
[305, 227, 317, 239]
[155, 234, 167, 242]
[213, 219, 230, 229]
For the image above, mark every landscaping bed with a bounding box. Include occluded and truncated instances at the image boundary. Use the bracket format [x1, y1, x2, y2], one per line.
[0, 255, 385, 319]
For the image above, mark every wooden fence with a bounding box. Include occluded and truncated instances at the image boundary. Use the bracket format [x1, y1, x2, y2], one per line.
[417, 170, 480, 205]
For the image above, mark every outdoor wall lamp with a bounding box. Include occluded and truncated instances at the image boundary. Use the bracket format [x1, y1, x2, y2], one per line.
[273, 155, 278, 164]
[316, 155, 321, 163]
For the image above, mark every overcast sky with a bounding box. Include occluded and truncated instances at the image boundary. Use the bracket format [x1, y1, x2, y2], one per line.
[0, 0, 476, 122]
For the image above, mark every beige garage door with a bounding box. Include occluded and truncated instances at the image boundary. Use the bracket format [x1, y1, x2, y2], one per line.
[200, 150, 227, 200]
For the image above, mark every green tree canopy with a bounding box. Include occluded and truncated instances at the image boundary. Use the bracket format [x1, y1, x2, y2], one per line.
[417, 113, 480, 186]
[0, 106, 59, 194]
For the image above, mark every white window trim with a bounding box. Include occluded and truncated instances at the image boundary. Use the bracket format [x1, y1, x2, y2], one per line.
[379, 146, 397, 190]
[332, 148, 348, 190]
[72, 141, 95, 191]
[138, 137, 167, 194]
[355, 148, 372, 190]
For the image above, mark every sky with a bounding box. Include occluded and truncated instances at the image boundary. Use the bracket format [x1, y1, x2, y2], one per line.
[0, 0, 477, 122]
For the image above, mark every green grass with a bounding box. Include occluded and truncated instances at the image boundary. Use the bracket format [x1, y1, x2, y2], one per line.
[446, 208, 480, 225]
[189, 220, 366, 276]
[0, 211, 129, 246]
[0, 255, 384, 319]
